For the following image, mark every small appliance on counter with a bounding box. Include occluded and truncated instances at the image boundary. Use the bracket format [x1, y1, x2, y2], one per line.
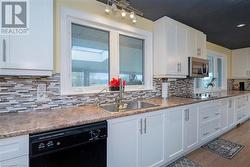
[162, 81, 169, 100]
[239, 82, 245, 91]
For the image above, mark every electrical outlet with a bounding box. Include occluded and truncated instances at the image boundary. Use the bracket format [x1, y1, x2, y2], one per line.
[37, 84, 47, 101]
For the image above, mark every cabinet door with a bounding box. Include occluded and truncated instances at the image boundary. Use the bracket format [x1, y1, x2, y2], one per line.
[8, 0, 53, 71]
[166, 19, 178, 75]
[232, 49, 249, 79]
[141, 111, 165, 167]
[184, 105, 198, 151]
[108, 116, 141, 167]
[0, 156, 28, 167]
[228, 98, 235, 128]
[196, 32, 207, 59]
[221, 100, 228, 131]
[177, 23, 188, 76]
[187, 28, 197, 58]
[165, 108, 183, 161]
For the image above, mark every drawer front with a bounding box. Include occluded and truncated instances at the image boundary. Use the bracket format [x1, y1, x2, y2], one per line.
[0, 135, 29, 161]
[235, 96, 248, 109]
[199, 106, 221, 123]
[211, 119, 221, 134]
[200, 118, 221, 141]
[200, 125, 211, 141]
[0, 156, 28, 167]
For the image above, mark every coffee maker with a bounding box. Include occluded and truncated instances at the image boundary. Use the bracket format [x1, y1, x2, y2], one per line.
[239, 82, 245, 91]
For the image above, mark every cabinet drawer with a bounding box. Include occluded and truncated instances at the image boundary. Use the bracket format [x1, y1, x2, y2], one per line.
[211, 119, 221, 134]
[199, 106, 221, 123]
[0, 156, 28, 167]
[200, 125, 211, 140]
[0, 135, 28, 161]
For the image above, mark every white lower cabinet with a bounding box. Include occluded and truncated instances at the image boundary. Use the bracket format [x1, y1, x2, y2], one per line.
[235, 95, 249, 124]
[183, 105, 198, 152]
[165, 108, 184, 161]
[108, 110, 165, 167]
[108, 115, 141, 167]
[0, 135, 29, 167]
[228, 98, 235, 128]
[221, 100, 229, 132]
[0, 156, 28, 167]
[141, 111, 165, 167]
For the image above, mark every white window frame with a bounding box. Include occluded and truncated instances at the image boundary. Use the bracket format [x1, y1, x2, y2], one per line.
[61, 7, 153, 95]
[194, 50, 227, 93]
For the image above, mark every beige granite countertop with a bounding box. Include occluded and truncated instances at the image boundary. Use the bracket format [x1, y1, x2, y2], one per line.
[0, 91, 250, 139]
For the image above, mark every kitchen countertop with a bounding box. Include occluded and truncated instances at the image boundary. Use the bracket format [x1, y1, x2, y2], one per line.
[0, 91, 250, 139]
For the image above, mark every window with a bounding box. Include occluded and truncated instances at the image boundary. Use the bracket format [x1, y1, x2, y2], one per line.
[71, 24, 109, 87]
[61, 9, 153, 95]
[119, 35, 144, 85]
[195, 51, 227, 93]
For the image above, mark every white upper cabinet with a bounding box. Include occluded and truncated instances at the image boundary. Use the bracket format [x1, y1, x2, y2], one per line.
[232, 47, 250, 79]
[0, 0, 53, 76]
[154, 16, 206, 78]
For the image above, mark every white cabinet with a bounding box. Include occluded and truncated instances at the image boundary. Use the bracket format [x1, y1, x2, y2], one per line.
[228, 98, 235, 128]
[0, 156, 28, 167]
[0, 135, 29, 167]
[196, 31, 207, 59]
[177, 23, 188, 76]
[141, 111, 165, 167]
[199, 101, 222, 142]
[183, 105, 198, 152]
[235, 95, 249, 123]
[154, 16, 206, 78]
[232, 48, 250, 79]
[0, 0, 53, 76]
[108, 110, 165, 167]
[165, 107, 183, 161]
[108, 115, 141, 167]
[221, 100, 229, 132]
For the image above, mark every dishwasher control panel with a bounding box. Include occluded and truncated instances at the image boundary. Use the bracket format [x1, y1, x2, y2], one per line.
[29, 121, 107, 157]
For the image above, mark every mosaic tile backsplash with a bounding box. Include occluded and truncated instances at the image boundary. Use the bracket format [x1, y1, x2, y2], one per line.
[0, 74, 162, 113]
[0, 73, 196, 113]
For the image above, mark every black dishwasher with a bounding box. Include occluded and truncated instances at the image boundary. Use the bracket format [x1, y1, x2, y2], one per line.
[29, 121, 107, 167]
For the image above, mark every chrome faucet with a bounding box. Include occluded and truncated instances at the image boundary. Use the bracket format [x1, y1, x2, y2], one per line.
[95, 88, 108, 107]
[115, 78, 126, 111]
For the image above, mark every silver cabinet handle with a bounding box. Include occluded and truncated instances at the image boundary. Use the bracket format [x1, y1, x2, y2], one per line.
[203, 132, 209, 136]
[177, 63, 179, 72]
[203, 116, 209, 120]
[185, 109, 188, 121]
[144, 118, 147, 134]
[140, 119, 143, 135]
[3, 39, 6, 62]
[184, 109, 189, 121]
[180, 62, 182, 72]
[215, 112, 220, 116]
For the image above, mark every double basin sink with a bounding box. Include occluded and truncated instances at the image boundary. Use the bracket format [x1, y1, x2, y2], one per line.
[100, 100, 159, 113]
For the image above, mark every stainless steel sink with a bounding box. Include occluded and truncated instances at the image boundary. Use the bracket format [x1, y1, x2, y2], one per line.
[100, 101, 159, 113]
